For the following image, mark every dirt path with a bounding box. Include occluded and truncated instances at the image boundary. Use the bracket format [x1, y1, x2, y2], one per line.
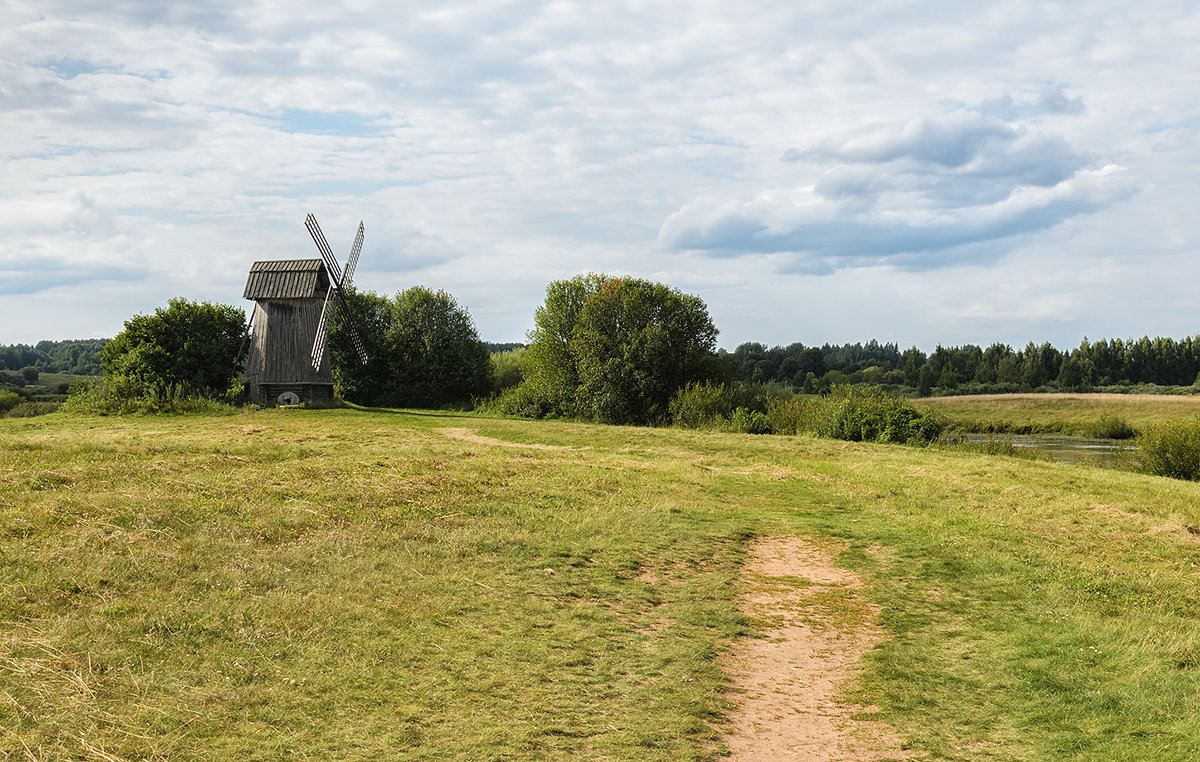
[723, 536, 921, 761]
[437, 427, 588, 451]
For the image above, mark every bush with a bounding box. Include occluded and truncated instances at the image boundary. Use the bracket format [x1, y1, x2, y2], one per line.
[489, 382, 554, 419]
[764, 396, 810, 435]
[807, 385, 944, 445]
[0, 389, 23, 415]
[669, 382, 795, 430]
[728, 407, 771, 435]
[1137, 419, 1200, 481]
[1084, 414, 1137, 440]
[62, 379, 238, 416]
[669, 382, 737, 429]
[5, 401, 60, 418]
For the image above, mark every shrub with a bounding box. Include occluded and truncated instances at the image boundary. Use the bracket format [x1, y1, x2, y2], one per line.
[523, 274, 719, 425]
[728, 407, 771, 435]
[669, 382, 737, 429]
[5, 401, 60, 418]
[0, 389, 22, 415]
[1137, 419, 1200, 481]
[807, 385, 944, 445]
[102, 297, 247, 399]
[764, 396, 810, 435]
[1085, 414, 1137, 440]
[669, 382, 795, 430]
[490, 382, 554, 419]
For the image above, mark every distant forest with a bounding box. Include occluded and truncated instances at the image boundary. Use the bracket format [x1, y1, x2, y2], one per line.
[7, 334, 1200, 396]
[729, 336, 1200, 395]
[0, 339, 107, 376]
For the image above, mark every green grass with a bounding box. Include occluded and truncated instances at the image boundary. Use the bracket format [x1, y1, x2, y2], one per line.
[3, 409, 1200, 759]
[917, 392, 1200, 435]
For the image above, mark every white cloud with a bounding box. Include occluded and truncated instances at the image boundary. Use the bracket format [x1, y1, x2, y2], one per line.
[1, 0, 1199, 350]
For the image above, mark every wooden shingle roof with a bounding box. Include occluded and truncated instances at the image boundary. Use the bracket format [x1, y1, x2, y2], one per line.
[243, 259, 330, 300]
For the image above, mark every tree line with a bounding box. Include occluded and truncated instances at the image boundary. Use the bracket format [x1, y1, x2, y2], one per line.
[728, 336, 1200, 396]
[24, 276, 1200, 420]
[0, 339, 106, 376]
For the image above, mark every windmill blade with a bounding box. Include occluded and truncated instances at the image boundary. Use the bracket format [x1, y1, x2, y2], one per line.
[305, 213, 343, 285]
[310, 293, 335, 371]
[333, 294, 370, 364]
[341, 221, 364, 288]
[305, 213, 368, 367]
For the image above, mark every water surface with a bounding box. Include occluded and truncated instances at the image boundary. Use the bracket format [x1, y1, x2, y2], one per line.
[947, 433, 1137, 468]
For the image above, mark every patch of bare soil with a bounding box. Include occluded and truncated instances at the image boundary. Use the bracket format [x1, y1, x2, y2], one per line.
[436, 427, 588, 451]
[723, 536, 922, 761]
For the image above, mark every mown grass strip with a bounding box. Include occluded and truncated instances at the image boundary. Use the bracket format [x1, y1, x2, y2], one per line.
[2, 409, 1200, 759]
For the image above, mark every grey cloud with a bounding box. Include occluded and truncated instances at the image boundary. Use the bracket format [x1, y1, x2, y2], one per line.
[664, 104, 1127, 272]
[981, 88, 1085, 120]
[1036, 88, 1084, 115]
[0, 260, 139, 295]
[660, 170, 1127, 271]
[796, 114, 1016, 168]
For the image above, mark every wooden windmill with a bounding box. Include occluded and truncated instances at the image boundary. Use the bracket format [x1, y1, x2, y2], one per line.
[242, 214, 369, 404]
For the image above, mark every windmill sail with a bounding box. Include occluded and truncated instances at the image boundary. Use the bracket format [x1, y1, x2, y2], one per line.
[306, 215, 369, 370]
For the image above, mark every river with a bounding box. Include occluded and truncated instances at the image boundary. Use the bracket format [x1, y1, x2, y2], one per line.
[944, 433, 1138, 468]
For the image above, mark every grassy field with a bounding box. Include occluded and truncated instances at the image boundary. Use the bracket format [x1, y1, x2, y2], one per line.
[3, 407, 1200, 759]
[916, 392, 1200, 435]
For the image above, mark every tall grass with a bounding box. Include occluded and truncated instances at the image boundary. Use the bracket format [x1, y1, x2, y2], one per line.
[671, 383, 943, 445]
[61, 378, 239, 416]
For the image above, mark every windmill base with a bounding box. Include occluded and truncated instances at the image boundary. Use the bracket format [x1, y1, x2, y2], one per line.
[253, 382, 335, 405]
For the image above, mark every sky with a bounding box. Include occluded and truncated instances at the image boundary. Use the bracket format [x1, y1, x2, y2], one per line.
[3, 1, 1199, 352]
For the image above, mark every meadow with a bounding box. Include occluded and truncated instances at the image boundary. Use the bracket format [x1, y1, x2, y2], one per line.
[916, 392, 1200, 435]
[3, 406, 1200, 759]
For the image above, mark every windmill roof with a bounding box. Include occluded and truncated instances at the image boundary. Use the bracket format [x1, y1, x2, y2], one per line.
[243, 259, 330, 300]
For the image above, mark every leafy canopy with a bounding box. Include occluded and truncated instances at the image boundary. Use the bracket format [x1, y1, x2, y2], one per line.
[331, 286, 492, 408]
[516, 274, 719, 425]
[99, 297, 247, 398]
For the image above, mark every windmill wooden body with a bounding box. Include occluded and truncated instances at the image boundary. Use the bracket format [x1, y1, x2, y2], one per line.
[242, 215, 368, 404]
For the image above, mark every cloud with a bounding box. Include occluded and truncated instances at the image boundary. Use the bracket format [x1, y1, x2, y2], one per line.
[662, 109, 1128, 271]
[2, 0, 1198, 350]
[981, 87, 1085, 120]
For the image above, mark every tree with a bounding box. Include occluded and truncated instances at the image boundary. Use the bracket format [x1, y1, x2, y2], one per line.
[517, 275, 718, 425]
[100, 298, 247, 398]
[521, 273, 606, 416]
[330, 286, 492, 408]
[1057, 352, 1096, 391]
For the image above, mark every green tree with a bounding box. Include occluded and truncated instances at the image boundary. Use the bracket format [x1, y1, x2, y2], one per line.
[521, 273, 606, 416]
[518, 274, 719, 425]
[1057, 352, 1096, 391]
[100, 298, 247, 398]
[331, 286, 492, 408]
